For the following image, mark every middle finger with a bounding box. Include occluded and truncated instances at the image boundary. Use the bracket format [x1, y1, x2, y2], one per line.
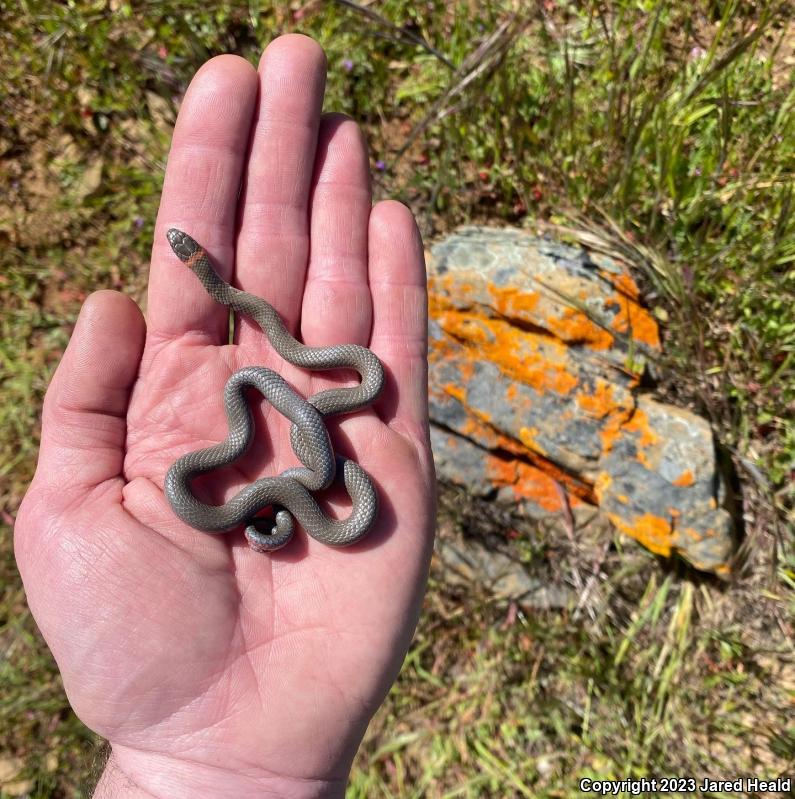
[235, 34, 327, 350]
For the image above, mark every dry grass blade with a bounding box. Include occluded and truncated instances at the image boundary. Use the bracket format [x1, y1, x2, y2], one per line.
[390, 12, 531, 165]
[543, 210, 686, 302]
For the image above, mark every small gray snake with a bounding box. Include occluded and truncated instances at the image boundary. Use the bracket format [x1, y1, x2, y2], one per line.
[163, 229, 384, 551]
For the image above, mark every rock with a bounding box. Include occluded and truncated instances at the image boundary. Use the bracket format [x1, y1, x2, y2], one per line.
[594, 395, 734, 572]
[435, 537, 572, 609]
[427, 226, 735, 574]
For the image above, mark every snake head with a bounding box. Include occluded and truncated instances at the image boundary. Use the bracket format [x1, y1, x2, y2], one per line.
[167, 228, 201, 262]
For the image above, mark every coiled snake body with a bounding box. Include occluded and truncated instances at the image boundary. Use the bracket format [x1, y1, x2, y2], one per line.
[163, 229, 384, 551]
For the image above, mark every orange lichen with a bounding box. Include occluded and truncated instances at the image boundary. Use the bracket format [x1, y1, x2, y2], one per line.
[599, 405, 661, 464]
[672, 470, 695, 487]
[608, 512, 673, 556]
[457, 360, 475, 382]
[458, 414, 497, 447]
[544, 305, 615, 351]
[623, 408, 660, 447]
[600, 269, 641, 301]
[598, 405, 635, 455]
[597, 476, 679, 554]
[486, 455, 574, 512]
[607, 512, 730, 573]
[444, 383, 466, 404]
[458, 318, 494, 346]
[576, 380, 617, 420]
[518, 426, 547, 456]
[594, 471, 612, 496]
[428, 274, 476, 301]
[607, 292, 661, 349]
[429, 292, 580, 396]
[489, 284, 541, 316]
[617, 494, 629, 504]
[454, 408, 595, 504]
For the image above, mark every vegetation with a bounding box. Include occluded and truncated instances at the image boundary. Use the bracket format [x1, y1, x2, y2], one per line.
[1, 0, 792, 796]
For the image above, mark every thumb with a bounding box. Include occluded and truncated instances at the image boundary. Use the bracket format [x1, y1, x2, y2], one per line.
[28, 290, 145, 502]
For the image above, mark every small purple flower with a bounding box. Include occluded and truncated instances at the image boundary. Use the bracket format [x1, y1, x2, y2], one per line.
[689, 46, 707, 61]
[134, 216, 145, 230]
[375, 160, 386, 171]
[693, 166, 702, 177]
[342, 58, 353, 73]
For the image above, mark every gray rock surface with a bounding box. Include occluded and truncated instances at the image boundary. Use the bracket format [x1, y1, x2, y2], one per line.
[428, 226, 735, 574]
[435, 537, 572, 609]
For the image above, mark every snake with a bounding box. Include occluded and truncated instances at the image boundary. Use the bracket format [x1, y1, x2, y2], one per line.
[163, 228, 384, 550]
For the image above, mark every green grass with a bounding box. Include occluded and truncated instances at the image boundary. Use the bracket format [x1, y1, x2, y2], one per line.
[1, 0, 793, 796]
[348, 519, 794, 797]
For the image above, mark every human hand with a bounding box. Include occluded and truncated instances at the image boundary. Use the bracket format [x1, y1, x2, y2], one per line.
[15, 35, 434, 799]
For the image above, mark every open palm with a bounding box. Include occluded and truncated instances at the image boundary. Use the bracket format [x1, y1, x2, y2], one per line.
[15, 36, 434, 798]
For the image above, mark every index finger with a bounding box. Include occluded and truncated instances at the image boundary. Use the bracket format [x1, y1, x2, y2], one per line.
[147, 55, 258, 343]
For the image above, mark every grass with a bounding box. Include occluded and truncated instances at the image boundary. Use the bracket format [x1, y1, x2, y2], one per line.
[1, 0, 793, 796]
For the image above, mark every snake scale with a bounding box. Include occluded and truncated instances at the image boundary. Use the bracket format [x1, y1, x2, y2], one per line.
[163, 228, 384, 551]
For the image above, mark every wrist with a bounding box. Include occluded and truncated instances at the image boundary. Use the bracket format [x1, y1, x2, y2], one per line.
[93, 746, 346, 799]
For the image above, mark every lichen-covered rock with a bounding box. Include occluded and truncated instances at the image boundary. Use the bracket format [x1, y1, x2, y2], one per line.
[594, 396, 734, 572]
[428, 226, 735, 574]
